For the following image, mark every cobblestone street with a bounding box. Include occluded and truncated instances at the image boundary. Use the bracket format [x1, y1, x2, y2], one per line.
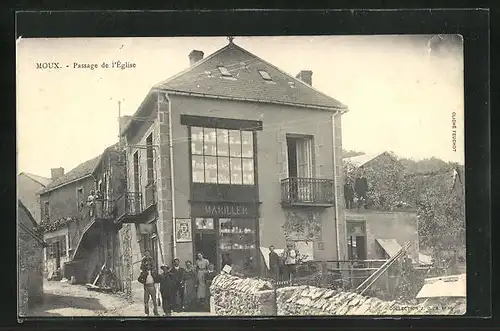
[27, 280, 212, 317]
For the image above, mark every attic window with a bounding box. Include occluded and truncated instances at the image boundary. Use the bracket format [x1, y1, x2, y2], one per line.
[217, 66, 232, 77]
[258, 70, 272, 81]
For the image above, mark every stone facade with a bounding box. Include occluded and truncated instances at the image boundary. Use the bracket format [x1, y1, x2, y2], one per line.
[18, 202, 46, 316]
[38, 146, 128, 288]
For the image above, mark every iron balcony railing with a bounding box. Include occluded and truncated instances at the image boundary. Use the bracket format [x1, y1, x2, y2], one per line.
[92, 198, 115, 220]
[281, 177, 335, 206]
[144, 182, 157, 210]
[115, 192, 142, 221]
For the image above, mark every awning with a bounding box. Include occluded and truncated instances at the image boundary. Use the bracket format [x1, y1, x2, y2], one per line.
[416, 274, 466, 299]
[419, 253, 433, 265]
[376, 238, 402, 258]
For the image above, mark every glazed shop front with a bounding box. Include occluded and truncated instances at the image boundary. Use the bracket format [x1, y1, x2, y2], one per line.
[188, 200, 260, 276]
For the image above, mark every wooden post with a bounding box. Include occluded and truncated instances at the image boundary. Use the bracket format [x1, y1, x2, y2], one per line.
[321, 262, 328, 287]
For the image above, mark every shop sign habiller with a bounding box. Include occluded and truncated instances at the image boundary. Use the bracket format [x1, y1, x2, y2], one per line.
[191, 202, 258, 218]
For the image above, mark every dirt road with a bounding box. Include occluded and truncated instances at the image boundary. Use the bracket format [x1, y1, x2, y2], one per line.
[26, 280, 212, 317]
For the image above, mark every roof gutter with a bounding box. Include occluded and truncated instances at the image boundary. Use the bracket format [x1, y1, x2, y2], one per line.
[164, 93, 177, 261]
[154, 88, 348, 113]
[39, 174, 94, 195]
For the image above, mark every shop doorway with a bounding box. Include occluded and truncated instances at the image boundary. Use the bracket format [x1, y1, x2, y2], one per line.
[194, 232, 217, 269]
[346, 220, 367, 261]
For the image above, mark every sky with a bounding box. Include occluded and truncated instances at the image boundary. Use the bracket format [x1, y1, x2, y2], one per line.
[16, 35, 464, 178]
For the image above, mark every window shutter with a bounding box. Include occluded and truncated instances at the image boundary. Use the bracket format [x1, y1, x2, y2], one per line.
[138, 152, 143, 208]
[315, 127, 325, 178]
[276, 129, 288, 180]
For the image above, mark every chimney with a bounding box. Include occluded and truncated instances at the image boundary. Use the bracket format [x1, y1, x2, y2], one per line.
[51, 167, 64, 180]
[296, 70, 313, 86]
[119, 115, 132, 134]
[189, 50, 204, 66]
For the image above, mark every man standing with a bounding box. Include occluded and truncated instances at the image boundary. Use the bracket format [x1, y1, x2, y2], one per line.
[269, 245, 280, 280]
[141, 250, 155, 272]
[159, 265, 172, 316]
[354, 170, 368, 209]
[344, 180, 354, 209]
[86, 190, 96, 217]
[138, 255, 159, 316]
[169, 258, 186, 312]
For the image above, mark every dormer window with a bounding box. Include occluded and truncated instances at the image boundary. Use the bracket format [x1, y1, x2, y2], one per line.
[217, 66, 232, 77]
[258, 70, 272, 81]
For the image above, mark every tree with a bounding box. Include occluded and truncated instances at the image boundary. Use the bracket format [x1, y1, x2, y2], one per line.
[343, 156, 412, 211]
[343, 154, 466, 260]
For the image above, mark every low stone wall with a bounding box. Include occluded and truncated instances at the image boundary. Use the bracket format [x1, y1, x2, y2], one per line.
[210, 274, 466, 316]
[277, 285, 466, 315]
[210, 274, 275, 315]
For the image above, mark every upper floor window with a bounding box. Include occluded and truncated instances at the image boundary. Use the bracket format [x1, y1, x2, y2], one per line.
[43, 201, 50, 220]
[133, 151, 140, 192]
[146, 134, 154, 184]
[76, 187, 84, 212]
[258, 70, 272, 81]
[217, 66, 232, 77]
[286, 135, 314, 178]
[191, 127, 254, 185]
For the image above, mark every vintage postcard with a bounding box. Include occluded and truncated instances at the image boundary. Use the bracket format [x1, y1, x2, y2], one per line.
[17, 35, 465, 317]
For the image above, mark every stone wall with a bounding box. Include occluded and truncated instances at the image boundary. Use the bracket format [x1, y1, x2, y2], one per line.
[210, 273, 466, 316]
[210, 274, 275, 315]
[18, 209, 45, 316]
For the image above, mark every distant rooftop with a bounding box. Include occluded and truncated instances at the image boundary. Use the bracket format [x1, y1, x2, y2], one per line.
[344, 151, 401, 168]
[19, 172, 52, 187]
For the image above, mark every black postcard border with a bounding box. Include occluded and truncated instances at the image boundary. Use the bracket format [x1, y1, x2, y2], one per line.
[7, 8, 492, 330]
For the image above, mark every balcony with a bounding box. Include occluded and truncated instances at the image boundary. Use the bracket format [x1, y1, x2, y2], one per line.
[92, 199, 115, 220]
[281, 177, 335, 207]
[115, 192, 144, 224]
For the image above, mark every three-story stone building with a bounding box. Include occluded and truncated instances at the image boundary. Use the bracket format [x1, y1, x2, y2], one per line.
[119, 39, 349, 294]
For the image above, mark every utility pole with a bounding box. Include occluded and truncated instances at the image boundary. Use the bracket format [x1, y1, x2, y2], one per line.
[118, 100, 122, 140]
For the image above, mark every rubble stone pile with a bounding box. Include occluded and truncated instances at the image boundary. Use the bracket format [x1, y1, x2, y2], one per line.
[210, 273, 275, 315]
[210, 274, 466, 316]
[277, 285, 465, 315]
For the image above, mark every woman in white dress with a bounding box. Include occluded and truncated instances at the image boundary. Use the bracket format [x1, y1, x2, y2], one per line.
[195, 252, 210, 309]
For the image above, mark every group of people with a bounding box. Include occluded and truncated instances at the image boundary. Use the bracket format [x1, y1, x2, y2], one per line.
[86, 190, 103, 216]
[138, 250, 216, 316]
[344, 173, 369, 210]
[268, 244, 299, 282]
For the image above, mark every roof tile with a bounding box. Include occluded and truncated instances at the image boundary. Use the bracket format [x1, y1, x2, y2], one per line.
[40, 155, 102, 194]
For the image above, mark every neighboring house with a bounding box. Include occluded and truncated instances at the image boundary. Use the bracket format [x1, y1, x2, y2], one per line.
[344, 151, 404, 170]
[342, 152, 428, 281]
[18, 172, 52, 223]
[119, 38, 349, 301]
[18, 200, 47, 316]
[38, 144, 127, 290]
[344, 210, 420, 262]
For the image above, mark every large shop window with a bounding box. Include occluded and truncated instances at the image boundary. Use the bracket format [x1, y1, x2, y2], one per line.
[191, 127, 255, 185]
[219, 218, 258, 276]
